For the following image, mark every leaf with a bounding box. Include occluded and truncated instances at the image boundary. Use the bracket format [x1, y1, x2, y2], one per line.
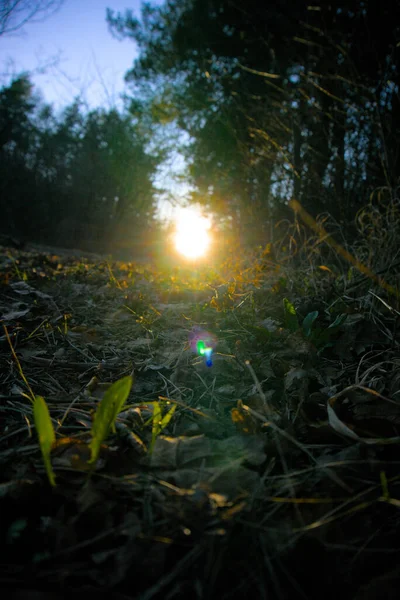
[151, 401, 162, 439]
[7, 519, 28, 543]
[160, 404, 177, 429]
[284, 368, 308, 390]
[33, 395, 56, 487]
[109, 376, 133, 429]
[146, 434, 212, 469]
[52, 438, 97, 471]
[11, 281, 52, 300]
[313, 313, 348, 349]
[1, 306, 30, 322]
[327, 313, 347, 330]
[302, 311, 319, 338]
[89, 375, 133, 465]
[283, 298, 299, 331]
[327, 401, 361, 441]
[150, 401, 177, 454]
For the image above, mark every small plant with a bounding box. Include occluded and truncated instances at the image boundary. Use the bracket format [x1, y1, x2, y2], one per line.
[33, 395, 56, 487]
[308, 312, 347, 350]
[89, 375, 133, 464]
[302, 310, 319, 338]
[283, 297, 347, 350]
[32, 375, 134, 484]
[149, 400, 177, 454]
[283, 297, 299, 331]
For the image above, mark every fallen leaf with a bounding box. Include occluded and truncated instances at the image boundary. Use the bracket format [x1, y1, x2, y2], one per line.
[10, 281, 52, 300]
[1, 306, 30, 322]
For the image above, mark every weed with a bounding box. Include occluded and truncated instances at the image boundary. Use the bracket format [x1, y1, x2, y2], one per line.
[89, 375, 133, 464]
[148, 400, 177, 454]
[33, 395, 56, 486]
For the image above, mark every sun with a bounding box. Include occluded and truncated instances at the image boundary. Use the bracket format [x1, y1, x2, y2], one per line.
[173, 207, 211, 259]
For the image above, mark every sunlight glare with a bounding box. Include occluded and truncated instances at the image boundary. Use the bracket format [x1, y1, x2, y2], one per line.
[173, 207, 211, 259]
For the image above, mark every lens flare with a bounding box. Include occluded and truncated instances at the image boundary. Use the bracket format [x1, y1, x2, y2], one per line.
[189, 327, 217, 367]
[173, 207, 211, 259]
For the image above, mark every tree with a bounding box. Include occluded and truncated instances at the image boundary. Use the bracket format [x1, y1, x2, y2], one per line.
[108, 1, 400, 241]
[68, 108, 158, 231]
[0, 74, 39, 235]
[0, 0, 63, 36]
[0, 75, 161, 253]
[107, 1, 311, 240]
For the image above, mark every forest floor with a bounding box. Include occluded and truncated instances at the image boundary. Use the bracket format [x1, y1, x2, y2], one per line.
[1, 240, 400, 600]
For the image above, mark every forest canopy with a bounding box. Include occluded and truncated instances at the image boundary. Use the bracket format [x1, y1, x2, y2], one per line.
[0, 74, 162, 254]
[2, 1, 399, 255]
[108, 0, 400, 245]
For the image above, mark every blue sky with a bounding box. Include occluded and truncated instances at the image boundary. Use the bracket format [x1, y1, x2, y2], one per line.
[0, 0, 147, 110]
[0, 0, 191, 219]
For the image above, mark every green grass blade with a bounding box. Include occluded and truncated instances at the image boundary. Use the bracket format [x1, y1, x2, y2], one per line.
[327, 313, 347, 330]
[160, 404, 177, 429]
[89, 375, 133, 465]
[33, 395, 56, 487]
[150, 402, 177, 454]
[150, 401, 162, 452]
[315, 314, 348, 349]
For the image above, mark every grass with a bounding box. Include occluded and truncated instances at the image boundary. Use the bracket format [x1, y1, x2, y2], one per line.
[1, 217, 400, 599]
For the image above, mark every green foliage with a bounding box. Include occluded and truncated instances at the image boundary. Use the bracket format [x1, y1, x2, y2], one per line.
[0, 76, 160, 251]
[282, 301, 348, 351]
[283, 298, 299, 332]
[89, 375, 133, 465]
[107, 0, 400, 239]
[301, 311, 348, 351]
[311, 314, 348, 350]
[302, 310, 319, 338]
[33, 395, 56, 487]
[6, 519, 28, 543]
[2, 240, 400, 597]
[150, 401, 177, 454]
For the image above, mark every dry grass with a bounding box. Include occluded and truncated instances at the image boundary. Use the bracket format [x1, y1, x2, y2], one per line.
[1, 206, 400, 599]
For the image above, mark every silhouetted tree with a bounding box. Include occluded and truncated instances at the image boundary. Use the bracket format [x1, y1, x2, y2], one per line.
[0, 0, 63, 36]
[0, 74, 39, 235]
[0, 75, 161, 253]
[108, 0, 400, 241]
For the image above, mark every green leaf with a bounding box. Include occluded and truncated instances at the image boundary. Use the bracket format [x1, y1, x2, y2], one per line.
[160, 404, 177, 429]
[89, 375, 133, 465]
[302, 311, 319, 337]
[33, 395, 56, 487]
[151, 401, 162, 436]
[7, 519, 28, 543]
[314, 314, 348, 349]
[150, 401, 177, 454]
[283, 298, 299, 331]
[327, 313, 347, 330]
